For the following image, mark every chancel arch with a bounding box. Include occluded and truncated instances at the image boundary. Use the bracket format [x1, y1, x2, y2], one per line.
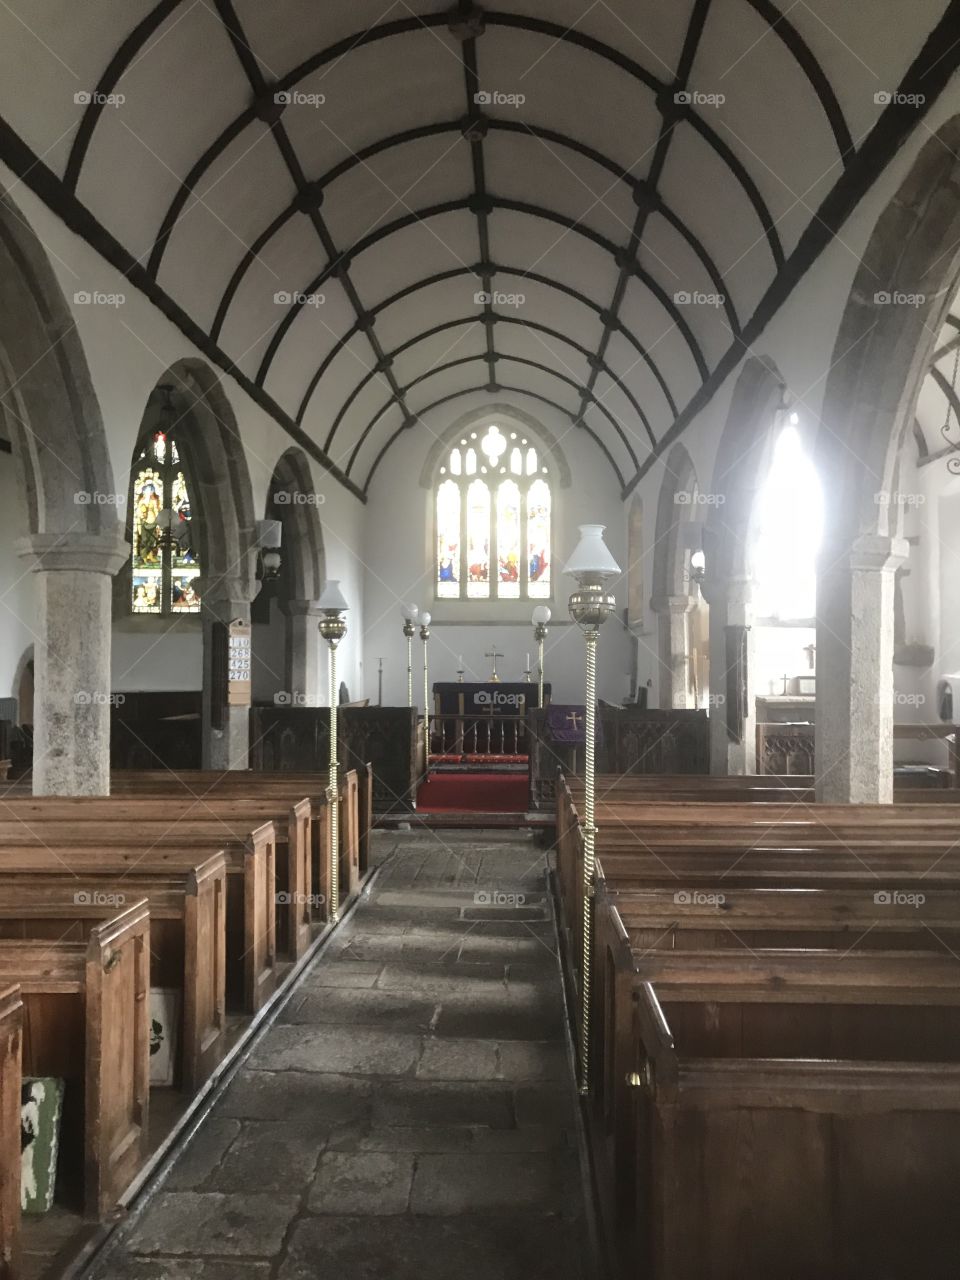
[814, 116, 960, 802]
[650, 443, 706, 709]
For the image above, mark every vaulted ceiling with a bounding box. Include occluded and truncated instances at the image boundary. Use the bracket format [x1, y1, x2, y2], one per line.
[0, 0, 956, 500]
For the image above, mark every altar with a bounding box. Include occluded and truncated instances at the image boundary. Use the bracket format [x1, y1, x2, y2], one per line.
[430, 682, 552, 762]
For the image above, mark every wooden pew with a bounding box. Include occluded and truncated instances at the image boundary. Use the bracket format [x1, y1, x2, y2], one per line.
[0, 872, 225, 1091]
[0, 985, 20, 1280]
[108, 766, 370, 916]
[0, 902, 150, 1218]
[0, 793, 306, 960]
[0, 836, 271, 1016]
[620, 955, 960, 1279]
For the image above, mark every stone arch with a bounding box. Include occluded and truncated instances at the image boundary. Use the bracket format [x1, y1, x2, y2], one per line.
[814, 117, 960, 802]
[701, 356, 786, 774]
[0, 185, 126, 793]
[125, 361, 257, 769]
[650, 443, 701, 708]
[256, 447, 327, 702]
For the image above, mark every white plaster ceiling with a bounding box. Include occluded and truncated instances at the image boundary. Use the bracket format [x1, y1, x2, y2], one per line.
[0, 0, 950, 496]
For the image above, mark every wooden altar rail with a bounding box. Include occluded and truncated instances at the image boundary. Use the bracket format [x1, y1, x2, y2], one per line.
[427, 713, 527, 759]
[757, 722, 960, 784]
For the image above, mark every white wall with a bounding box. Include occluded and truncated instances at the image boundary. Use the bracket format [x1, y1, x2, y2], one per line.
[361, 392, 634, 708]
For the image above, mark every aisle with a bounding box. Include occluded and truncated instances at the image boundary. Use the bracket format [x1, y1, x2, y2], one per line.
[95, 831, 594, 1280]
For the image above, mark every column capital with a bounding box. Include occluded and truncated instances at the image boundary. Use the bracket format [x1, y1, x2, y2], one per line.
[848, 533, 909, 574]
[282, 598, 324, 619]
[649, 593, 696, 616]
[16, 529, 128, 576]
[700, 573, 753, 609]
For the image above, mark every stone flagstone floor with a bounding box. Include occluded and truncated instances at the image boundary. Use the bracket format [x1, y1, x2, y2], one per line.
[93, 830, 595, 1280]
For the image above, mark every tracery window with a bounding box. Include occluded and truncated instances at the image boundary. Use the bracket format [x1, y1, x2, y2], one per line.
[436, 424, 551, 601]
[130, 402, 202, 615]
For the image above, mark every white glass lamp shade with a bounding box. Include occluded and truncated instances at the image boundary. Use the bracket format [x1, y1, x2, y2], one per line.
[563, 524, 621, 581]
[419, 610, 432, 628]
[531, 605, 551, 625]
[400, 602, 419, 622]
[317, 580, 349, 612]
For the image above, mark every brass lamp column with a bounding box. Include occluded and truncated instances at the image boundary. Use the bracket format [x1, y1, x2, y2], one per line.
[564, 525, 620, 1094]
[318, 580, 349, 924]
[400, 603, 419, 707]
[419, 611, 432, 768]
[532, 605, 551, 708]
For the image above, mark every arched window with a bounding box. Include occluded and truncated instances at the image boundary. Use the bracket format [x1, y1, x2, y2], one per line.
[436, 424, 551, 600]
[130, 386, 202, 615]
[751, 420, 822, 621]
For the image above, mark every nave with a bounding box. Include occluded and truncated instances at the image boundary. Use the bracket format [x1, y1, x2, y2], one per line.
[87, 832, 591, 1280]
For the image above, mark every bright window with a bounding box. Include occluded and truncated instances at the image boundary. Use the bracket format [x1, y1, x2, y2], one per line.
[436, 426, 552, 601]
[751, 423, 822, 621]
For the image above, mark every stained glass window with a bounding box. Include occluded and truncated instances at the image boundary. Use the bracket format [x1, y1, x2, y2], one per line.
[131, 420, 201, 615]
[437, 480, 461, 599]
[434, 426, 552, 601]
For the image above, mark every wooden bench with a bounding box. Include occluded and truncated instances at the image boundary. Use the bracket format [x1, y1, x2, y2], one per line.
[109, 765, 372, 914]
[0, 872, 225, 1091]
[0, 792, 307, 959]
[619, 954, 960, 1278]
[0, 986, 20, 1280]
[0, 902, 150, 1218]
[0, 835, 272, 1015]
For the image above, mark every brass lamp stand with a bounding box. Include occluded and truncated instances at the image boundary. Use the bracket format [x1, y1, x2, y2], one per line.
[564, 525, 620, 1094]
[318, 581, 349, 924]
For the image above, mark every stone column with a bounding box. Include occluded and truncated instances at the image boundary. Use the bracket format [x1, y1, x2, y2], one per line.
[283, 599, 323, 706]
[816, 534, 907, 803]
[651, 594, 696, 708]
[703, 575, 756, 775]
[16, 530, 128, 795]
[202, 586, 253, 771]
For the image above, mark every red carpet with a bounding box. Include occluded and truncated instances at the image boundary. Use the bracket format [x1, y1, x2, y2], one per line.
[416, 772, 529, 813]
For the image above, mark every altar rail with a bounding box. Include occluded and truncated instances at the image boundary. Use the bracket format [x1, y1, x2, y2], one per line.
[428, 713, 528, 760]
[527, 706, 710, 810]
